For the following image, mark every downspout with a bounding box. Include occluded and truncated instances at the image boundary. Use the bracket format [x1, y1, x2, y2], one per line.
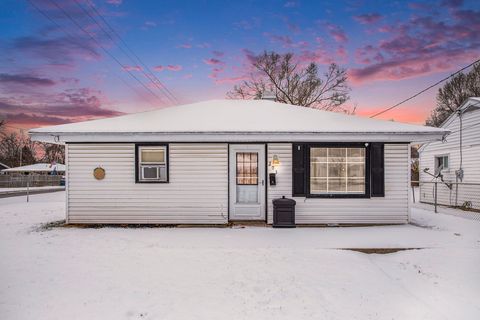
[455, 110, 464, 206]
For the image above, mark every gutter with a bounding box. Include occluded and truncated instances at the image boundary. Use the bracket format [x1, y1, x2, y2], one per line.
[30, 130, 449, 144]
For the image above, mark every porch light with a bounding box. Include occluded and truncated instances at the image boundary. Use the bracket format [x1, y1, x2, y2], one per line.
[270, 155, 281, 172]
[272, 154, 281, 167]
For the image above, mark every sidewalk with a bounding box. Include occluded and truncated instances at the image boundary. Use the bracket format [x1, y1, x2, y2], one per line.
[0, 186, 65, 198]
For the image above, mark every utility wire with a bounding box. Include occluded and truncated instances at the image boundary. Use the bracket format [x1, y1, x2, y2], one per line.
[73, 0, 178, 105]
[82, 0, 178, 103]
[369, 58, 480, 118]
[46, 0, 165, 105]
[25, 0, 159, 108]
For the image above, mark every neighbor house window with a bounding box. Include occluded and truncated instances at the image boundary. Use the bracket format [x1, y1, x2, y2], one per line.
[434, 155, 449, 174]
[136, 145, 168, 182]
[309, 146, 366, 196]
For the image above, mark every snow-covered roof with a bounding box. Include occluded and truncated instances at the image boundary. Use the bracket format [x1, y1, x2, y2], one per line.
[419, 97, 480, 152]
[30, 99, 448, 143]
[439, 97, 480, 128]
[2, 163, 66, 173]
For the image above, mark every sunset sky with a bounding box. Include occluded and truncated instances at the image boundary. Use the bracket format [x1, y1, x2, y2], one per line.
[1, 0, 479, 132]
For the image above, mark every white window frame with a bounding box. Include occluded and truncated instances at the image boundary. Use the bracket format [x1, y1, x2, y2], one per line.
[309, 146, 366, 195]
[137, 145, 168, 182]
[434, 154, 449, 174]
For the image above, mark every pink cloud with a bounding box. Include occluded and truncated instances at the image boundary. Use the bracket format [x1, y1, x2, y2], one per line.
[242, 49, 257, 64]
[353, 13, 383, 25]
[0, 87, 122, 129]
[0, 73, 56, 87]
[263, 33, 310, 48]
[349, 50, 477, 84]
[214, 76, 248, 85]
[203, 58, 223, 65]
[183, 74, 193, 79]
[153, 65, 183, 72]
[122, 65, 142, 71]
[212, 51, 225, 57]
[297, 49, 334, 65]
[350, 8, 480, 84]
[336, 46, 347, 60]
[178, 43, 192, 49]
[323, 23, 348, 43]
[166, 65, 182, 71]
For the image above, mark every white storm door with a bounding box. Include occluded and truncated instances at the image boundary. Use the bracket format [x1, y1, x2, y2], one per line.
[229, 144, 266, 220]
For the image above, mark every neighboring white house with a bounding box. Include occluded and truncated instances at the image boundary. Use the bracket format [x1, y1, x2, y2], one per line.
[419, 97, 480, 209]
[0, 162, 9, 172]
[1, 163, 66, 175]
[29, 99, 447, 225]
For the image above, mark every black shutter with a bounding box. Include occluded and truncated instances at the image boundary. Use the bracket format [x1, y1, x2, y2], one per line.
[370, 143, 385, 197]
[292, 143, 306, 196]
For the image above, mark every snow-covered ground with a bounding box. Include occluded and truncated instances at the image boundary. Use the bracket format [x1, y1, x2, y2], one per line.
[1, 192, 479, 320]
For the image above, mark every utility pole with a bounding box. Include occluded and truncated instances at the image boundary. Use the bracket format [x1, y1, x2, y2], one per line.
[19, 129, 24, 167]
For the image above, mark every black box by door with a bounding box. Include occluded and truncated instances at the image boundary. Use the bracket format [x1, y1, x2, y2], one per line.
[272, 196, 296, 228]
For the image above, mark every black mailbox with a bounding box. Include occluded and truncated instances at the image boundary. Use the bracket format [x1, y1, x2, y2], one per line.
[273, 196, 296, 228]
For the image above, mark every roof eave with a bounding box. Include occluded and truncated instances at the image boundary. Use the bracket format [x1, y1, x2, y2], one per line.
[30, 130, 448, 144]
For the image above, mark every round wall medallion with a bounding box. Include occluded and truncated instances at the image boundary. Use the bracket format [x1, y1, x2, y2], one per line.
[93, 167, 105, 180]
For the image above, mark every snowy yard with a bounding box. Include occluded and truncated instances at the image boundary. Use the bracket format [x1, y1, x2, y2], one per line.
[1, 192, 479, 320]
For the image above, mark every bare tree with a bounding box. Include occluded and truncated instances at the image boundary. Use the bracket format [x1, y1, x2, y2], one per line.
[426, 62, 480, 127]
[227, 51, 351, 111]
[0, 132, 37, 168]
[39, 142, 65, 164]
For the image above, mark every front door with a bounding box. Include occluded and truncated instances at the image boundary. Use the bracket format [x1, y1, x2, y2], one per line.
[229, 144, 266, 221]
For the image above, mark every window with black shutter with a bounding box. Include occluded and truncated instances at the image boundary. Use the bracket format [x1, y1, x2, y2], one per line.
[292, 143, 306, 196]
[292, 143, 372, 198]
[370, 143, 385, 197]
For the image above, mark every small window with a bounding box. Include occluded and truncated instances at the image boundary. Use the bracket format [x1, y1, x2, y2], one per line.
[309, 146, 366, 195]
[434, 155, 449, 174]
[236, 152, 258, 185]
[137, 145, 168, 182]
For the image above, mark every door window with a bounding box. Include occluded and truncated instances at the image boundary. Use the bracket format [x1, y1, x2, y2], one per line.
[236, 152, 259, 203]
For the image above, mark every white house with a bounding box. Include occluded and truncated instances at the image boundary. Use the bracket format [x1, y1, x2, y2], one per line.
[29, 99, 446, 225]
[419, 97, 480, 209]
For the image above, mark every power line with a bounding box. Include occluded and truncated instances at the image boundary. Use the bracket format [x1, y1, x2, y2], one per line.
[25, 0, 160, 108]
[82, 0, 179, 105]
[369, 58, 480, 118]
[45, 0, 166, 105]
[73, 0, 179, 105]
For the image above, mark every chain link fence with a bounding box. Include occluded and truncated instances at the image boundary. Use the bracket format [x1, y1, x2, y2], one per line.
[414, 180, 480, 212]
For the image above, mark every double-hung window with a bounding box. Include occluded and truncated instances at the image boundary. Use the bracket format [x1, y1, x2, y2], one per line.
[137, 145, 168, 182]
[434, 155, 449, 174]
[308, 145, 367, 197]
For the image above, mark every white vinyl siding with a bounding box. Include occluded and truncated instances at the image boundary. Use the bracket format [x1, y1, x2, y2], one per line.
[66, 143, 228, 224]
[268, 143, 409, 224]
[419, 108, 480, 208]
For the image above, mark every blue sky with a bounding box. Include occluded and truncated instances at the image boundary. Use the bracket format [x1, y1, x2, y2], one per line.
[1, 0, 479, 130]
